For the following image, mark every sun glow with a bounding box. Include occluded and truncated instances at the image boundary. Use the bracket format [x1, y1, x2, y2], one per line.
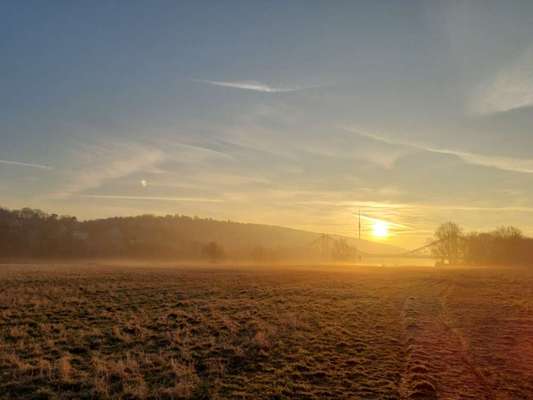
[372, 220, 389, 238]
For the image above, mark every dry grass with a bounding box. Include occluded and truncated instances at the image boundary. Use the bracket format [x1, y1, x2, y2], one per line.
[0, 263, 532, 399]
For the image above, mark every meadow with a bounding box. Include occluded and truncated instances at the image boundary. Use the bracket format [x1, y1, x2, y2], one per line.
[0, 263, 532, 399]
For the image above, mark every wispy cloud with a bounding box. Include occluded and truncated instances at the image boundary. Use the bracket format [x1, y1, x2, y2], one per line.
[469, 47, 533, 114]
[359, 214, 410, 229]
[0, 159, 53, 170]
[193, 79, 315, 93]
[422, 205, 533, 212]
[80, 194, 222, 203]
[51, 142, 165, 199]
[172, 141, 235, 161]
[350, 128, 533, 175]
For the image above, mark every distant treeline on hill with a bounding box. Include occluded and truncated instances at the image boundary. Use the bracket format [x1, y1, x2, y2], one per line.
[432, 222, 533, 266]
[0, 207, 359, 262]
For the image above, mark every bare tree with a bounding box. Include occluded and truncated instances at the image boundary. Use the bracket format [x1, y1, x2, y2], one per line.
[202, 241, 225, 263]
[432, 222, 464, 265]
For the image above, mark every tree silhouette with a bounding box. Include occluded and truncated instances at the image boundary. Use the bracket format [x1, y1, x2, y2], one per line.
[432, 222, 464, 265]
[202, 241, 225, 263]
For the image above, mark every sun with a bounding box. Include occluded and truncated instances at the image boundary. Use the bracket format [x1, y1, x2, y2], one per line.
[372, 220, 389, 238]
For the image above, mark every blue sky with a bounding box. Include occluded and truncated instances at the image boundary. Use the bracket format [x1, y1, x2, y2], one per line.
[2, 1, 533, 246]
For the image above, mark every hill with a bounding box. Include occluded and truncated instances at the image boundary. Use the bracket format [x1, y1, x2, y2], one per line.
[0, 207, 404, 262]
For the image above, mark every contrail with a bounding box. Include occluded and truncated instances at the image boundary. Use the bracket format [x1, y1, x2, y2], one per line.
[0, 159, 53, 170]
[193, 79, 318, 93]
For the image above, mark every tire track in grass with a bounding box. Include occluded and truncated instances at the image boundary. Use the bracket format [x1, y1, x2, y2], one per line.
[400, 282, 492, 400]
[399, 292, 438, 400]
[437, 284, 495, 399]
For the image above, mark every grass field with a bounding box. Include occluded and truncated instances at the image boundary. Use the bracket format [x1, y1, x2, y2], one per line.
[0, 263, 532, 399]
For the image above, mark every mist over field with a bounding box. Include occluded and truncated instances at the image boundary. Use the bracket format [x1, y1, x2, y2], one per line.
[0, 207, 403, 265]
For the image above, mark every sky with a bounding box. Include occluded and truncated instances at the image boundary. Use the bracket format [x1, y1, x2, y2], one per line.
[2, 1, 533, 247]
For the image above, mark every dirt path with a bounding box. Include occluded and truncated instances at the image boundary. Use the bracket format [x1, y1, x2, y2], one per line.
[399, 283, 493, 400]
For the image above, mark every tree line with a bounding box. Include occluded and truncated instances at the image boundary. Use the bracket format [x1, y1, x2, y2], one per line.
[0, 207, 229, 262]
[432, 222, 533, 266]
[6, 207, 525, 266]
[0, 207, 356, 263]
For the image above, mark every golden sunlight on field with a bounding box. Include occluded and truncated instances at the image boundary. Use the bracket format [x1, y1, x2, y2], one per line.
[0, 263, 532, 399]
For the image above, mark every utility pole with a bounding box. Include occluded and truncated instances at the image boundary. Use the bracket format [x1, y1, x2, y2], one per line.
[358, 209, 361, 241]
[356, 209, 362, 264]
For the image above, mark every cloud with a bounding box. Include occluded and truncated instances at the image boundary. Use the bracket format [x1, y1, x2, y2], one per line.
[173, 141, 235, 161]
[193, 79, 314, 93]
[351, 129, 533, 175]
[51, 142, 165, 199]
[0, 159, 53, 170]
[423, 205, 533, 213]
[470, 47, 533, 114]
[359, 214, 409, 229]
[79, 194, 222, 203]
